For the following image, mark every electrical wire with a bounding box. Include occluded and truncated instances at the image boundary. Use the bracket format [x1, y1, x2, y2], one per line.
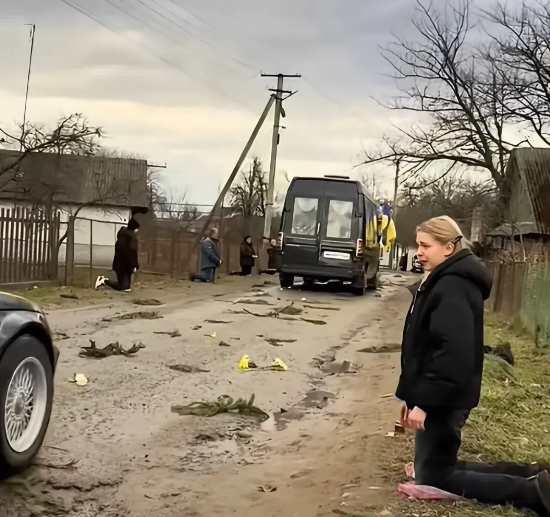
[140, 0, 254, 72]
[58, 0, 256, 113]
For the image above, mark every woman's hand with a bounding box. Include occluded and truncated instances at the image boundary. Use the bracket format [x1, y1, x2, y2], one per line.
[405, 407, 426, 430]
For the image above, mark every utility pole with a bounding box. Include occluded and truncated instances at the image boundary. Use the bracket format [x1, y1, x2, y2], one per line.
[21, 24, 36, 151]
[260, 72, 301, 246]
[183, 95, 276, 272]
[391, 158, 401, 269]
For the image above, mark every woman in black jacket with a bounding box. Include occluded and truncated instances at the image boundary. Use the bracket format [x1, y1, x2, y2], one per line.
[398, 215, 550, 516]
[239, 236, 256, 276]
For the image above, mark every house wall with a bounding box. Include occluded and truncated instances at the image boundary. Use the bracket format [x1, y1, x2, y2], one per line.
[0, 201, 131, 268]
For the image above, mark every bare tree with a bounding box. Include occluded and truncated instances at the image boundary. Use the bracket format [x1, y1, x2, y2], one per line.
[363, 1, 520, 201]
[0, 114, 102, 187]
[146, 168, 167, 214]
[483, 2, 550, 146]
[230, 157, 267, 218]
[361, 170, 385, 200]
[396, 173, 498, 246]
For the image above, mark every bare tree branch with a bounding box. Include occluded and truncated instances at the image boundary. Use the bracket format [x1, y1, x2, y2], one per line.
[230, 157, 268, 218]
[363, 0, 522, 200]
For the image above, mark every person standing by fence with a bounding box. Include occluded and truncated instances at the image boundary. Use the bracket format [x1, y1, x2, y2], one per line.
[95, 218, 140, 292]
[239, 236, 256, 276]
[190, 228, 222, 283]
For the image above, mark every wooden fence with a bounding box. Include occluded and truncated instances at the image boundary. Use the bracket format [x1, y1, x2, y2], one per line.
[0, 208, 61, 285]
[488, 260, 550, 345]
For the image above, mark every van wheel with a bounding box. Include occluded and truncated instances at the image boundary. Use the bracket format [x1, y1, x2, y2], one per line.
[367, 273, 380, 290]
[0, 335, 54, 475]
[303, 278, 315, 289]
[279, 273, 294, 288]
[352, 271, 367, 296]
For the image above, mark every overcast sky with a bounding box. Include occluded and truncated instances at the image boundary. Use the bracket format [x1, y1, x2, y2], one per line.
[1, 0, 473, 204]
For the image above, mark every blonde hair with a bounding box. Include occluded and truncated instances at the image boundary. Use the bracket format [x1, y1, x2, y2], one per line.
[416, 215, 470, 256]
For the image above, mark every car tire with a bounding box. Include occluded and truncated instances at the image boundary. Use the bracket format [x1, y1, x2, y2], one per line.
[279, 273, 294, 288]
[0, 335, 54, 475]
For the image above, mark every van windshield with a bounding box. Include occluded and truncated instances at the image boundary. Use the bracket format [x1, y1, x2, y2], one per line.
[291, 197, 318, 235]
[326, 199, 353, 239]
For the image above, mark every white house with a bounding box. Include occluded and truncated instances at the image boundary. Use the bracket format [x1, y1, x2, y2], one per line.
[0, 151, 149, 270]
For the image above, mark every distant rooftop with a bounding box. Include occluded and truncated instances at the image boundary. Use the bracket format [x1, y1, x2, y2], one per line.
[0, 150, 148, 208]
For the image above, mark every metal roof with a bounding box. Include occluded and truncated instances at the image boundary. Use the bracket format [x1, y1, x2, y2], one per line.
[508, 147, 550, 234]
[0, 150, 148, 208]
[486, 221, 539, 237]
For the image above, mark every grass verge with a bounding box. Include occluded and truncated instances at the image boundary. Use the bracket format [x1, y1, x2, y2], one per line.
[382, 312, 550, 516]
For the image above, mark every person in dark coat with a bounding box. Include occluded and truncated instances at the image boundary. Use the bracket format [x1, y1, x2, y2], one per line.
[239, 236, 256, 276]
[95, 218, 140, 292]
[191, 228, 222, 283]
[397, 215, 550, 515]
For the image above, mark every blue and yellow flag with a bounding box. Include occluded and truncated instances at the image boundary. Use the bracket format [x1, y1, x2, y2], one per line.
[377, 203, 396, 251]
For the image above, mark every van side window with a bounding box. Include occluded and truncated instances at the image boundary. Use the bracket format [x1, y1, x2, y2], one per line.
[292, 197, 318, 236]
[326, 200, 353, 239]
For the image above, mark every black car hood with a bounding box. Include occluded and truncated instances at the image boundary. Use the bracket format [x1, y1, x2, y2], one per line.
[0, 292, 40, 312]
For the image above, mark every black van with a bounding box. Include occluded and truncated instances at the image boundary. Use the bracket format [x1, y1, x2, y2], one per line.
[277, 176, 381, 295]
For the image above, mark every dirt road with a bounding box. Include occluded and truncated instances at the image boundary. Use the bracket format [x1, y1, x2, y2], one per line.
[0, 274, 412, 517]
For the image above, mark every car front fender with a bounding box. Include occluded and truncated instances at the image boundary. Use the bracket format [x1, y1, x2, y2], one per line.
[0, 310, 57, 370]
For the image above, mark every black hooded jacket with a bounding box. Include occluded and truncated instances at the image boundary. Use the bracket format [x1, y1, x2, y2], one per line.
[395, 249, 492, 411]
[112, 220, 139, 274]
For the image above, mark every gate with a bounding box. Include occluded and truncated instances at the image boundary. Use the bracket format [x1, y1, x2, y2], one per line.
[0, 207, 61, 285]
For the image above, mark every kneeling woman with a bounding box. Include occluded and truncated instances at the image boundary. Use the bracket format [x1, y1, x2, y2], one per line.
[397, 216, 550, 516]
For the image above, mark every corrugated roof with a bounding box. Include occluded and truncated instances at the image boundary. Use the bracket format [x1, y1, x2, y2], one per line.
[0, 150, 148, 208]
[508, 147, 550, 234]
[486, 221, 539, 237]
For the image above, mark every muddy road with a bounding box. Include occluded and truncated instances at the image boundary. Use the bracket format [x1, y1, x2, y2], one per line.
[0, 274, 412, 517]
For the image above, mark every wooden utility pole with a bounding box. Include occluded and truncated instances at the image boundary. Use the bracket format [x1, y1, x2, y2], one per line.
[260, 72, 301, 245]
[183, 95, 276, 272]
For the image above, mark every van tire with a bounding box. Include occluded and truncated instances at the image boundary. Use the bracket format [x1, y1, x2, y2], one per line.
[279, 273, 294, 288]
[352, 271, 366, 296]
[367, 273, 380, 290]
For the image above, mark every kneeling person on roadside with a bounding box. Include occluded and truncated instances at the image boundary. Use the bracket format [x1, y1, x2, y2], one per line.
[95, 218, 140, 292]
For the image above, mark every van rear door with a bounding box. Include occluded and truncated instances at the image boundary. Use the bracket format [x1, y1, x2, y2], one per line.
[318, 182, 361, 266]
[281, 181, 323, 266]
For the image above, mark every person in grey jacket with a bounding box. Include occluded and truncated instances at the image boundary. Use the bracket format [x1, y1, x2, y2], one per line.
[191, 228, 222, 283]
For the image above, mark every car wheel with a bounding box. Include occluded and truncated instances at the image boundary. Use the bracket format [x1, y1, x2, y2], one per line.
[0, 335, 54, 474]
[279, 273, 294, 288]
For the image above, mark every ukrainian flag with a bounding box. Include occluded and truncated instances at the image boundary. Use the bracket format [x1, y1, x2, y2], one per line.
[378, 203, 397, 251]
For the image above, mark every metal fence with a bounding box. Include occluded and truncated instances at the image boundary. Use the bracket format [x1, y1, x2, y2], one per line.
[65, 214, 270, 287]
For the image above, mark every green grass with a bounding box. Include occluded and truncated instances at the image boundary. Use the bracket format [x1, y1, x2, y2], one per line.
[383, 313, 550, 516]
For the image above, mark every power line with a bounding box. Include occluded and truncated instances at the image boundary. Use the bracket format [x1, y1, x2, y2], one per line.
[21, 23, 35, 150]
[140, 0, 253, 72]
[59, 0, 255, 113]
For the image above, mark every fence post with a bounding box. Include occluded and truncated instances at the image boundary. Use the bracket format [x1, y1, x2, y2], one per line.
[169, 229, 177, 278]
[89, 219, 93, 287]
[65, 216, 75, 286]
[49, 212, 60, 282]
